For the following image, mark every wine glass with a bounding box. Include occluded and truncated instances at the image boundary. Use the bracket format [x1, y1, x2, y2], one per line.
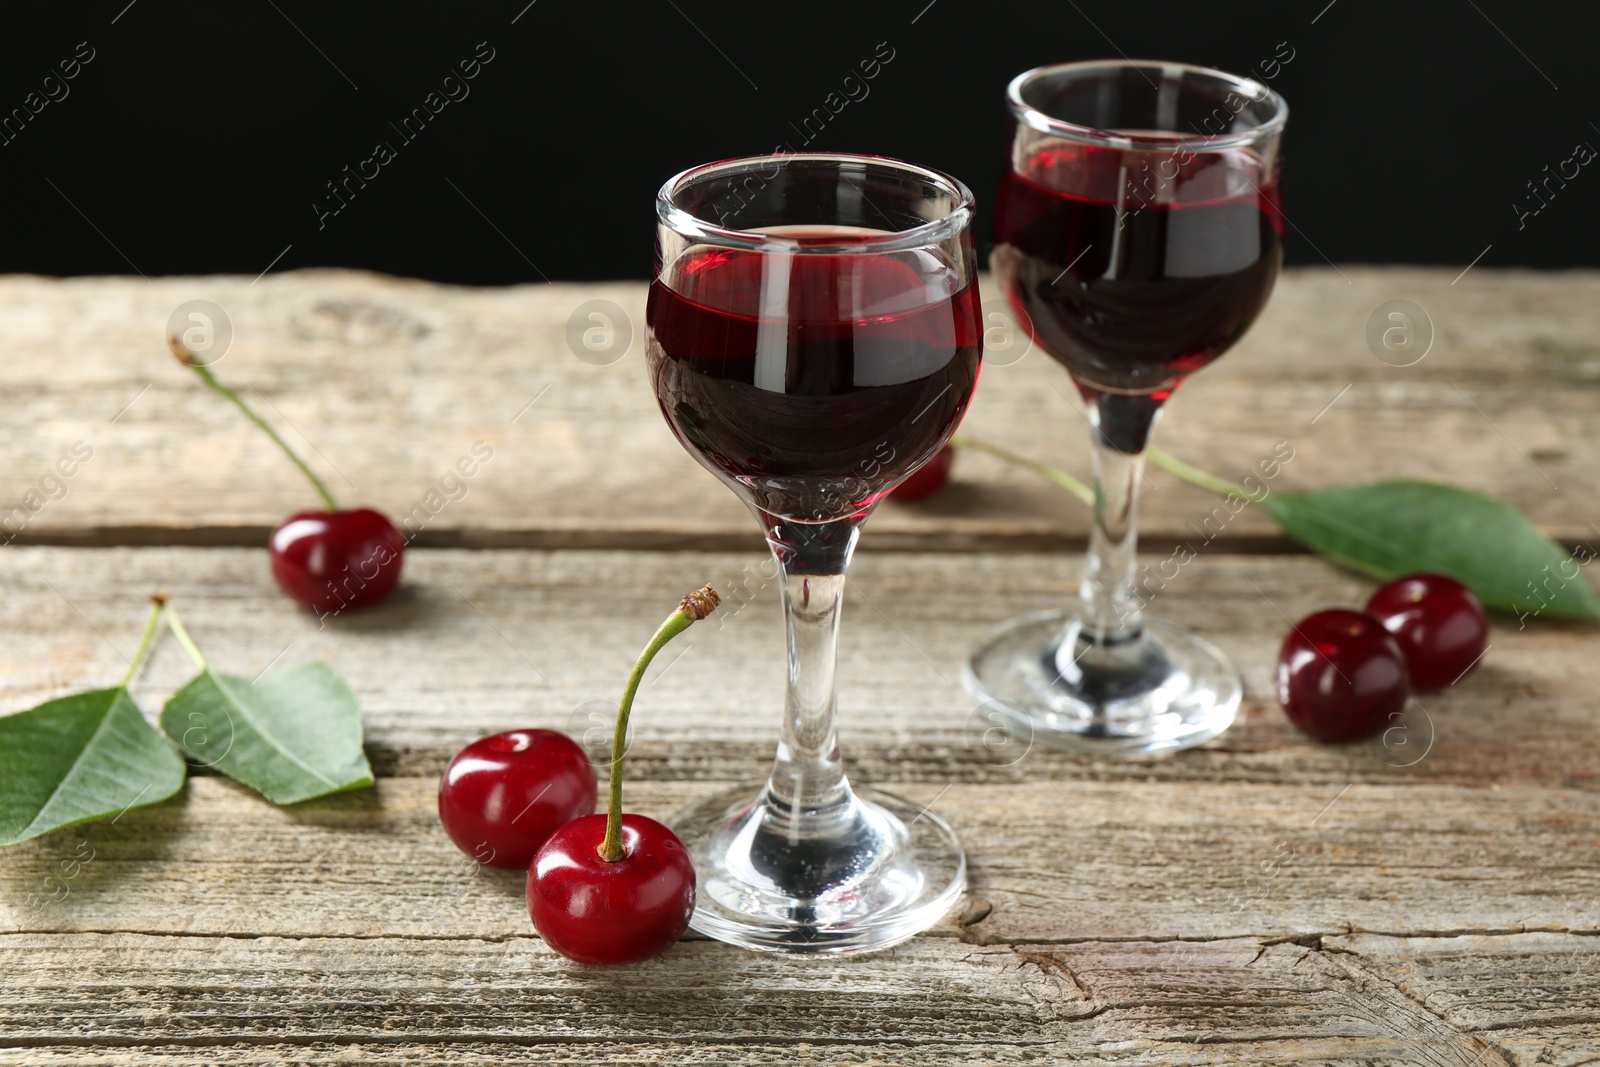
[647, 153, 980, 953]
[967, 60, 1288, 754]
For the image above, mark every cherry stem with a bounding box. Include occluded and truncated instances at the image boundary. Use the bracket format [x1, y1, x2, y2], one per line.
[951, 435, 1094, 506]
[1145, 447, 1264, 502]
[162, 602, 209, 672]
[120, 595, 168, 689]
[178, 360, 339, 512]
[598, 585, 720, 864]
[953, 435, 1263, 506]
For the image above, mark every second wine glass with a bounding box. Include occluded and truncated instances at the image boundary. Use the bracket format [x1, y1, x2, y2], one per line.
[648, 153, 981, 952]
[968, 60, 1289, 755]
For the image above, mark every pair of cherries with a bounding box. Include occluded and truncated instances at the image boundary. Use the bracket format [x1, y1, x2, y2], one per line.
[437, 588, 720, 966]
[437, 729, 692, 965]
[1276, 573, 1489, 742]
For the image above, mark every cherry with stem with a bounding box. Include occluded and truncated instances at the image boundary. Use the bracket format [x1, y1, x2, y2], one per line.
[170, 340, 405, 615]
[527, 585, 718, 965]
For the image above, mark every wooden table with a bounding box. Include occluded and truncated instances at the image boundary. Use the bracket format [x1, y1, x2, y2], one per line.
[2, 268, 1597, 1064]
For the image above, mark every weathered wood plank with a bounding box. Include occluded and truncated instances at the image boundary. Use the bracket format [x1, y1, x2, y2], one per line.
[0, 1043, 1564, 1067]
[1326, 933, 1600, 1043]
[1, 547, 1594, 790]
[8, 1047, 1497, 1067]
[1, 930, 1593, 1063]
[4, 268, 1595, 1065]
[1, 268, 1596, 550]
[2, 775, 1596, 944]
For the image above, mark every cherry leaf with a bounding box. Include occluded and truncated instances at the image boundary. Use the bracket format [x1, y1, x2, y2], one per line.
[1261, 480, 1600, 620]
[161, 661, 373, 805]
[0, 687, 186, 846]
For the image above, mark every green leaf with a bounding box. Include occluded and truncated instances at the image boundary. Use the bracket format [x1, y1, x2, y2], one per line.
[1261, 480, 1600, 620]
[161, 661, 373, 805]
[0, 687, 186, 846]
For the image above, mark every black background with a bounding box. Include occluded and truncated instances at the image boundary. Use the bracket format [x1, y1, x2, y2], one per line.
[1, 0, 1595, 283]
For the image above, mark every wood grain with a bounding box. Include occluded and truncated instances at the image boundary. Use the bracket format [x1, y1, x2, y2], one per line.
[1, 922, 1594, 1063]
[2, 547, 1594, 790]
[2, 268, 1597, 552]
[3, 546, 1598, 1065]
[5, 266, 1598, 1064]
[0, 767, 1593, 1062]
[3, 774, 1598, 944]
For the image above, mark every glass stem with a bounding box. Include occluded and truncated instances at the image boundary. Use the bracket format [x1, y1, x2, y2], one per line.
[1076, 391, 1164, 648]
[758, 515, 861, 829]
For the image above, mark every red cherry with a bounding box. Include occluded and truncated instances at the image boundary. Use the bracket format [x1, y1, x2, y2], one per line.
[269, 508, 406, 613]
[1276, 609, 1410, 742]
[889, 446, 955, 502]
[528, 813, 695, 965]
[438, 730, 597, 870]
[171, 352, 407, 613]
[1364, 574, 1489, 692]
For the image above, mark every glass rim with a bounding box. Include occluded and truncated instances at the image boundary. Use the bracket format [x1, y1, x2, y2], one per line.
[656, 152, 976, 255]
[1005, 59, 1289, 152]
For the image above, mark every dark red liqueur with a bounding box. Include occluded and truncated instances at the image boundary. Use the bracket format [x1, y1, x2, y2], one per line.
[647, 242, 982, 521]
[993, 141, 1283, 395]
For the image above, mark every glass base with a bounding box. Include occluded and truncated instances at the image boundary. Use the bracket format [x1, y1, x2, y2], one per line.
[965, 609, 1241, 756]
[674, 783, 966, 955]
